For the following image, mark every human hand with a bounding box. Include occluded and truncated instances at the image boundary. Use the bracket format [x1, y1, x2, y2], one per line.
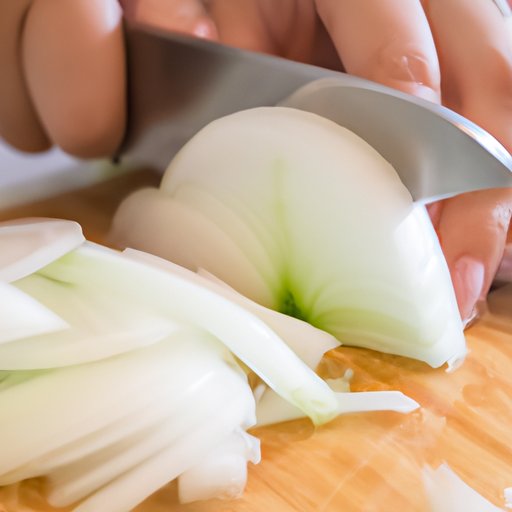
[0, 0, 125, 157]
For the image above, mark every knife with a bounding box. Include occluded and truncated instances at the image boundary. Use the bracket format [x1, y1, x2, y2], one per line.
[121, 22, 512, 204]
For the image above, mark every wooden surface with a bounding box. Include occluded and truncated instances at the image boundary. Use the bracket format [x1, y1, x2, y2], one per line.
[0, 171, 511, 512]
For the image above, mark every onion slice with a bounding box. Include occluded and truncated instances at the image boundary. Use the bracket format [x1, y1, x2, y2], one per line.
[256, 387, 419, 427]
[0, 281, 67, 345]
[0, 273, 179, 369]
[38, 243, 339, 425]
[0, 218, 84, 283]
[423, 464, 503, 512]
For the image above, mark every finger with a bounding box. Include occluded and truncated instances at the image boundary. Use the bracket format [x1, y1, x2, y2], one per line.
[314, 0, 441, 102]
[22, 0, 126, 158]
[423, 0, 512, 148]
[437, 189, 512, 321]
[421, 0, 512, 318]
[224, 0, 341, 68]
[0, 0, 51, 152]
[122, 0, 217, 40]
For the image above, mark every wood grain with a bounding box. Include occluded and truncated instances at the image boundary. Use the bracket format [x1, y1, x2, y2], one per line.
[0, 169, 161, 243]
[0, 174, 511, 512]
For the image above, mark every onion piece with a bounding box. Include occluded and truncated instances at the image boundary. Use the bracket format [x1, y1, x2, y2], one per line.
[0, 273, 179, 369]
[45, 349, 254, 507]
[195, 267, 339, 369]
[112, 107, 466, 369]
[0, 384, 186, 485]
[0, 221, 427, 509]
[69, 387, 255, 512]
[38, 243, 339, 425]
[256, 388, 419, 427]
[0, 330, 257, 512]
[504, 487, 512, 509]
[178, 428, 261, 503]
[423, 464, 503, 512]
[111, 187, 275, 307]
[0, 331, 241, 477]
[0, 281, 67, 346]
[0, 218, 84, 283]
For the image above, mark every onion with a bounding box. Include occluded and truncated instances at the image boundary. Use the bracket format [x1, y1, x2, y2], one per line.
[112, 107, 466, 369]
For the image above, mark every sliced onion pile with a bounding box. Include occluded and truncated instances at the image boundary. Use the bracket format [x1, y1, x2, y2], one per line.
[0, 218, 418, 511]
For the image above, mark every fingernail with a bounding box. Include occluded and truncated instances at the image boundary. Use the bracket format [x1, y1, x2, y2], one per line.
[375, 44, 440, 103]
[452, 256, 485, 322]
[462, 299, 488, 329]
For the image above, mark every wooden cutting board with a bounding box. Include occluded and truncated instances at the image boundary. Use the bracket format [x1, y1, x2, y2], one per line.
[1, 170, 511, 512]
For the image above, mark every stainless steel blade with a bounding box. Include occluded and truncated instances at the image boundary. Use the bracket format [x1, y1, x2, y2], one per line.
[122, 23, 512, 203]
[282, 79, 512, 203]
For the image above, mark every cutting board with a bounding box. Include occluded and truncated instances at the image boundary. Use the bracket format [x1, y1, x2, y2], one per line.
[0, 170, 511, 512]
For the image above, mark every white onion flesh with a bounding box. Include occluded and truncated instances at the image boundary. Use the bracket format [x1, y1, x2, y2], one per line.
[178, 428, 261, 503]
[504, 487, 512, 509]
[0, 273, 181, 369]
[0, 281, 67, 346]
[0, 222, 423, 510]
[256, 387, 419, 427]
[0, 333, 239, 477]
[38, 243, 339, 425]
[112, 107, 466, 369]
[111, 188, 275, 306]
[69, 390, 254, 512]
[0, 331, 256, 512]
[423, 464, 504, 512]
[0, 218, 84, 283]
[195, 267, 340, 369]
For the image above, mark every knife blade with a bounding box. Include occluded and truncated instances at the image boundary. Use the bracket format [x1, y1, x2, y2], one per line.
[121, 22, 512, 203]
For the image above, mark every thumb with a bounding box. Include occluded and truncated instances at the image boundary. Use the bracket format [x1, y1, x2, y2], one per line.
[437, 189, 512, 323]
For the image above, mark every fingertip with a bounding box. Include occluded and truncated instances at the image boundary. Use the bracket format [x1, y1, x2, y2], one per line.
[386, 81, 440, 104]
[451, 255, 485, 323]
[316, 0, 441, 103]
[375, 80, 440, 103]
[437, 190, 512, 324]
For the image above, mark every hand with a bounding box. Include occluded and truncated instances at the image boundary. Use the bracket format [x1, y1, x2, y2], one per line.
[429, 189, 512, 322]
[0, 0, 214, 158]
[0, 0, 125, 157]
